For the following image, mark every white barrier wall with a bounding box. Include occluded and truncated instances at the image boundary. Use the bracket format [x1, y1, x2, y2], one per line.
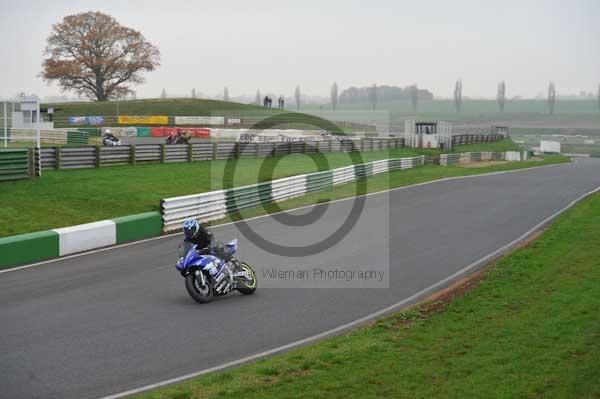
[53, 220, 117, 256]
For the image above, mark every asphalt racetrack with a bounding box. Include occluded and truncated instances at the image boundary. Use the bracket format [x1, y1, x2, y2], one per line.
[1, 158, 600, 399]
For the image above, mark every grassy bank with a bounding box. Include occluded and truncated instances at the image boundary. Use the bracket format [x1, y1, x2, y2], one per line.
[0, 141, 555, 237]
[133, 190, 600, 399]
[42, 98, 372, 132]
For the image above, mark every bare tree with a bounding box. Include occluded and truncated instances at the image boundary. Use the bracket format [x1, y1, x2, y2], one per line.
[453, 79, 462, 113]
[223, 87, 229, 102]
[547, 82, 556, 115]
[255, 90, 261, 105]
[42, 11, 160, 101]
[497, 81, 506, 112]
[410, 84, 419, 113]
[161, 88, 167, 99]
[369, 84, 377, 110]
[330, 82, 338, 111]
[294, 85, 301, 110]
[191, 88, 196, 99]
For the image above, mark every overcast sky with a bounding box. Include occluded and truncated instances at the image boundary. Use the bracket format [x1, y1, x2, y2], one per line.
[0, 0, 598, 100]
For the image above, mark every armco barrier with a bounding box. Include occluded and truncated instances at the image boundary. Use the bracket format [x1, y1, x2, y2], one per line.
[37, 138, 404, 171]
[440, 151, 507, 166]
[0, 148, 32, 181]
[0, 212, 162, 269]
[161, 156, 425, 232]
[451, 134, 503, 146]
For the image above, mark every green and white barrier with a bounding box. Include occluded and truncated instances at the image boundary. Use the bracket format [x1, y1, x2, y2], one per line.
[0, 212, 162, 269]
[161, 156, 425, 232]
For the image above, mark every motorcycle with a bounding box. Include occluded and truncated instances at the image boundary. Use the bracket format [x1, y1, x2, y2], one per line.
[176, 239, 257, 303]
[166, 131, 191, 145]
[102, 133, 122, 146]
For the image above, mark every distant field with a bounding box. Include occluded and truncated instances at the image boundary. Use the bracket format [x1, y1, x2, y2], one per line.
[301, 99, 600, 134]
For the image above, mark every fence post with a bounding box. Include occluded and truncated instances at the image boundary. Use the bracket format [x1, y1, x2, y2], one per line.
[361, 139, 365, 152]
[236, 142, 241, 158]
[329, 140, 332, 152]
[35, 148, 41, 176]
[27, 148, 34, 177]
[160, 144, 166, 163]
[55, 146, 61, 170]
[95, 146, 101, 168]
[256, 142, 260, 157]
[272, 142, 276, 156]
[130, 144, 136, 165]
[316, 140, 321, 153]
[188, 143, 193, 162]
[303, 141, 307, 153]
[212, 142, 218, 160]
[288, 142, 292, 154]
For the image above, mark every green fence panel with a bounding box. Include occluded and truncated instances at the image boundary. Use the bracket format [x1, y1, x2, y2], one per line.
[113, 212, 163, 243]
[225, 182, 272, 213]
[0, 230, 60, 269]
[136, 127, 151, 137]
[306, 170, 333, 192]
[67, 131, 89, 145]
[77, 127, 101, 137]
[354, 163, 373, 178]
[0, 149, 30, 181]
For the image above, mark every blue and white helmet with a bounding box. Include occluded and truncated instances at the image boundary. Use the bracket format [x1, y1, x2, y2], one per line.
[183, 219, 200, 240]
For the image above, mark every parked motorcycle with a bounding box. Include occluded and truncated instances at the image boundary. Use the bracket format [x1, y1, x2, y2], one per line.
[176, 239, 257, 303]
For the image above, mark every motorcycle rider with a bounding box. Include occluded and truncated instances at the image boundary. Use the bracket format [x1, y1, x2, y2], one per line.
[182, 219, 232, 262]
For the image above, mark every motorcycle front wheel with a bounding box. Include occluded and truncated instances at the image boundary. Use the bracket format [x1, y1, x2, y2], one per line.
[236, 262, 257, 295]
[185, 271, 213, 303]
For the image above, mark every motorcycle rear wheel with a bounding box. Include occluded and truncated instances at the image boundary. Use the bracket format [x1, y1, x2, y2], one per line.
[185, 271, 213, 303]
[236, 262, 257, 295]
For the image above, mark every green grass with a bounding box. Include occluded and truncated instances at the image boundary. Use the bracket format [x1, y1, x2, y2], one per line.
[0, 140, 562, 238]
[131, 189, 600, 399]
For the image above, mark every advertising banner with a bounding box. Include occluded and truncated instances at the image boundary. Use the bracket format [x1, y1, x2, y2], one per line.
[225, 117, 243, 125]
[175, 116, 224, 125]
[68, 116, 105, 125]
[118, 115, 168, 125]
[68, 117, 87, 125]
[87, 116, 104, 125]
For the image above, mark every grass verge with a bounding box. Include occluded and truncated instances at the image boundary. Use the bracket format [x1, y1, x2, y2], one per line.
[131, 190, 600, 399]
[0, 143, 561, 238]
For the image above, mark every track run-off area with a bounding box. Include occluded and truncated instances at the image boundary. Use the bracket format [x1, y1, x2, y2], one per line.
[1, 158, 600, 399]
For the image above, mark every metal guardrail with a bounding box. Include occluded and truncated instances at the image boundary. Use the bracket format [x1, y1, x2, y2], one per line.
[439, 151, 506, 166]
[451, 134, 504, 146]
[39, 138, 404, 171]
[161, 155, 425, 232]
[0, 148, 33, 181]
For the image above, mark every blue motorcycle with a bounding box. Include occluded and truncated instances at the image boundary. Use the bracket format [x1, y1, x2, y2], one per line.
[176, 239, 257, 303]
